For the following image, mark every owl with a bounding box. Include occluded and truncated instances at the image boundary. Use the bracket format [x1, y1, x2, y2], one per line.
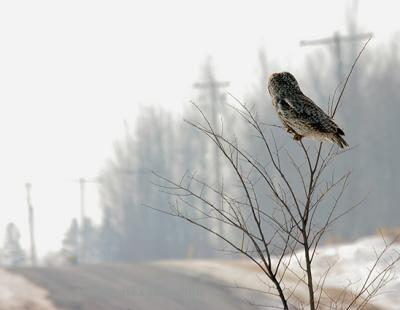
[267, 72, 348, 148]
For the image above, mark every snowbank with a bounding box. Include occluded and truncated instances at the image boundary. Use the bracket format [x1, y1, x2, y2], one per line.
[157, 236, 400, 309]
[310, 236, 400, 309]
[0, 268, 59, 310]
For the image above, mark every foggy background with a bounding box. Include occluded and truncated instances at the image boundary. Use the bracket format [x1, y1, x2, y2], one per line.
[0, 0, 399, 266]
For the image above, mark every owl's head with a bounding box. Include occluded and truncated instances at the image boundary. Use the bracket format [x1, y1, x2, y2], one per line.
[268, 72, 301, 98]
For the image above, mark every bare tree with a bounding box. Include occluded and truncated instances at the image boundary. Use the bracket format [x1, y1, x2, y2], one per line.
[151, 38, 399, 309]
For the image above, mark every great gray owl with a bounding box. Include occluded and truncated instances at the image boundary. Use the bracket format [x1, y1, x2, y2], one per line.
[267, 72, 348, 148]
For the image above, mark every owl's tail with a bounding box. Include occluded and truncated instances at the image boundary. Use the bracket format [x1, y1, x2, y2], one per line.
[331, 133, 348, 149]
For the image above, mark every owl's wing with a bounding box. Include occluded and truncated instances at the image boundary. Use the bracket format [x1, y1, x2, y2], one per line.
[275, 97, 292, 111]
[284, 96, 338, 133]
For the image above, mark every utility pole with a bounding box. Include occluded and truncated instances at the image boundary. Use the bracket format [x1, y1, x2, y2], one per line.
[79, 177, 85, 264]
[194, 61, 229, 243]
[300, 32, 372, 86]
[25, 183, 37, 266]
[300, 0, 371, 86]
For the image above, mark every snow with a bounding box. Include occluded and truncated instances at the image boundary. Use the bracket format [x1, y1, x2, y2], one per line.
[310, 236, 400, 309]
[158, 235, 400, 309]
[0, 268, 59, 310]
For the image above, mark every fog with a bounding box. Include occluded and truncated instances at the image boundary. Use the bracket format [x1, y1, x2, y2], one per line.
[0, 0, 399, 266]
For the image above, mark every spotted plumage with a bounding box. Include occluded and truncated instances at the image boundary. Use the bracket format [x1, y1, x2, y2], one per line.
[267, 72, 348, 148]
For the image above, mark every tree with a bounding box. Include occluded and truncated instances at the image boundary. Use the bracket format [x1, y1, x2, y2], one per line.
[1, 223, 26, 267]
[153, 38, 399, 309]
[82, 217, 100, 263]
[98, 107, 203, 261]
[97, 206, 121, 261]
[61, 218, 79, 264]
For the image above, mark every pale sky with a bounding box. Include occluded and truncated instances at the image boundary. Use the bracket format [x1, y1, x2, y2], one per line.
[0, 0, 398, 259]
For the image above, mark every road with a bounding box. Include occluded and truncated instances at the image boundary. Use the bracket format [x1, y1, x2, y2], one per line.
[12, 263, 260, 310]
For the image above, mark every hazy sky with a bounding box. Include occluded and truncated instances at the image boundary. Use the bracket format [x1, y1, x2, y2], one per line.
[0, 0, 399, 259]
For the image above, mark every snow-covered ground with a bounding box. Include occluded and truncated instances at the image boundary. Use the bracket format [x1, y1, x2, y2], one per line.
[310, 236, 400, 309]
[0, 268, 59, 310]
[158, 235, 400, 309]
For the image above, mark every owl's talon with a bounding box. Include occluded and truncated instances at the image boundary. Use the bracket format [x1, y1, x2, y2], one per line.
[285, 126, 296, 134]
[293, 134, 303, 141]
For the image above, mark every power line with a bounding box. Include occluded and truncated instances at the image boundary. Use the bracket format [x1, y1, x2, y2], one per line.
[300, 31, 372, 86]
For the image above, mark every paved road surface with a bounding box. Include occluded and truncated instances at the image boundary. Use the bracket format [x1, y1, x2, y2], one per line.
[13, 263, 260, 310]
